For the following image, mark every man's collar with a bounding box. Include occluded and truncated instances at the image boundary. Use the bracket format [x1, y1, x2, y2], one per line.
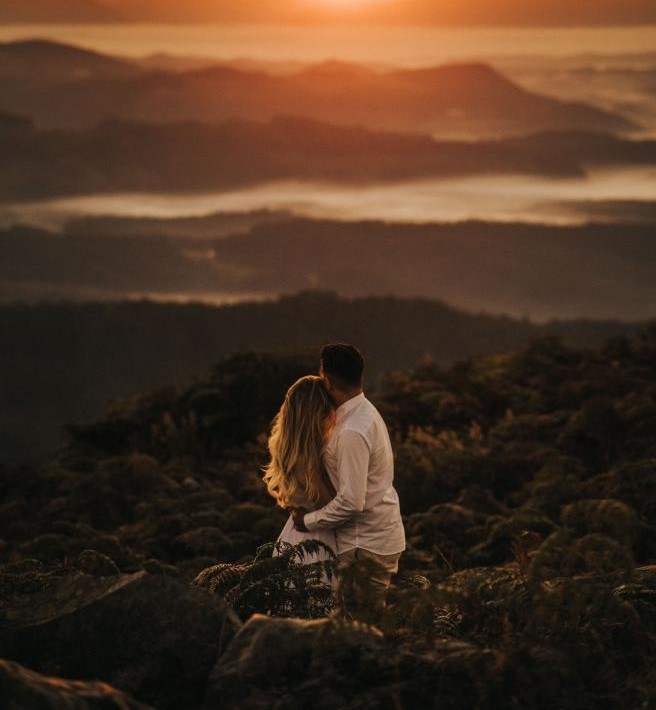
[336, 391, 365, 417]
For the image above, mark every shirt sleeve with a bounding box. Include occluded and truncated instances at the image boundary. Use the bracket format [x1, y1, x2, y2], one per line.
[304, 428, 370, 531]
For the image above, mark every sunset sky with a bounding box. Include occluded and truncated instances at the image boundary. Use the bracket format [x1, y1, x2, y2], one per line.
[104, 0, 656, 24]
[3, 0, 656, 25]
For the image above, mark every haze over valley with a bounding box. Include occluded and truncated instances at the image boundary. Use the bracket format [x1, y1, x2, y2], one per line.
[3, 12, 656, 710]
[1, 21, 655, 463]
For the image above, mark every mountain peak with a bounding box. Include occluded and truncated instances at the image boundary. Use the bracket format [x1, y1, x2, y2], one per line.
[295, 60, 374, 80]
[0, 38, 136, 80]
[395, 62, 521, 88]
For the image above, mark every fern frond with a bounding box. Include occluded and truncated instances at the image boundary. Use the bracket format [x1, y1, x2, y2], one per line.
[191, 562, 247, 596]
[192, 539, 338, 620]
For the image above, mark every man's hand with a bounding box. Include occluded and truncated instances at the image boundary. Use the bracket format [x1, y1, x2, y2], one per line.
[290, 507, 309, 532]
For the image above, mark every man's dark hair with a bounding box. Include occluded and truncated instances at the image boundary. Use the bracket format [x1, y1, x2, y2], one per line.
[320, 343, 365, 390]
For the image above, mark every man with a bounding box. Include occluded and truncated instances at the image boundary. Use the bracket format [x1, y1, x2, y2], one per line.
[291, 343, 406, 619]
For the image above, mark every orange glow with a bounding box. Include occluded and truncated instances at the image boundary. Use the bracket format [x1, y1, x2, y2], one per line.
[306, 0, 385, 9]
[315, 0, 375, 3]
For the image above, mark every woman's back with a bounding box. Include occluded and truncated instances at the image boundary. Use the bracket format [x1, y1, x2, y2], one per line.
[284, 463, 335, 512]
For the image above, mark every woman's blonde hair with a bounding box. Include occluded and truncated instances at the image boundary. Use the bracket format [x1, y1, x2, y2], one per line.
[263, 375, 335, 509]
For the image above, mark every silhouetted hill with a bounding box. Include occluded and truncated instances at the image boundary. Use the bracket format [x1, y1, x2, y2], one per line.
[0, 39, 138, 81]
[0, 41, 633, 136]
[63, 209, 294, 239]
[0, 291, 649, 464]
[504, 129, 656, 165]
[293, 60, 374, 81]
[555, 200, 656, 224]
[211, 217, 656, 321]
[2, 114, 655, 201]
[0, 111, 33, 134]
[3, 216, 655, 321]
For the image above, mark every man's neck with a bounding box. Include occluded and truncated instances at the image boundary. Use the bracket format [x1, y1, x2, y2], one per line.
[332, 389, 363, 408]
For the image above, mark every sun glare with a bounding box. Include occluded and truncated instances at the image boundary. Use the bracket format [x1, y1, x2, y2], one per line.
[310, 0, 383, 8]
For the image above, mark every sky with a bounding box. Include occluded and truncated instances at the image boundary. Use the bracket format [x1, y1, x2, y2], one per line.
[109, 0, 656, 25]
[4, 0, 656, 26]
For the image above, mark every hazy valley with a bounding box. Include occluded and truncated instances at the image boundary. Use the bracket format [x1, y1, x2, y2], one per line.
[2, 17, 656, 710]
[1, 30, 655, 465]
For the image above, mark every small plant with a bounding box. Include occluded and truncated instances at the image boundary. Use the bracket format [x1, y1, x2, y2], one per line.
[192, 539, 338, 620]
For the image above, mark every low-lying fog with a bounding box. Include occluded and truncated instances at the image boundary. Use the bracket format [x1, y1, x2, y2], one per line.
[1, 24, 655, 65]
[4, 166, 655, 231]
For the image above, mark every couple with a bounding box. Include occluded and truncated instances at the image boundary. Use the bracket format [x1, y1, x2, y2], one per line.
[263, 342, 406, 615]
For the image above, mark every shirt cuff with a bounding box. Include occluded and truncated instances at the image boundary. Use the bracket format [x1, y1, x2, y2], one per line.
[303, 510, 321, 531]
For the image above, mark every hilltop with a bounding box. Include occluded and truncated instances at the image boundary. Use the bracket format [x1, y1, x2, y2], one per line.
[1, 327, 655, 707]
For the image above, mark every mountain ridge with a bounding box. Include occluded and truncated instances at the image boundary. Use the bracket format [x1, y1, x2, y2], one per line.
[0, 38, 137, 81]
[0, 38, 634, 136]
[2, 112, 654, 202]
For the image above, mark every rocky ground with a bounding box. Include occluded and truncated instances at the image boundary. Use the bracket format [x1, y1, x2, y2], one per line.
[1, 330, 656, 708]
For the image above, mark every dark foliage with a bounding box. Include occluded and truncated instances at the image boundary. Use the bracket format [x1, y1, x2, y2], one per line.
[0, 290, 648, 464]
[1, 326, 656, 707]
[192, 540, 337, 620]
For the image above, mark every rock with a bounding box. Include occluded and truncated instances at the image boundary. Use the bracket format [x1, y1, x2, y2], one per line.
[456, 485, 509, 515]
[66, 454, 180, 531]
[172, 526, 233, 557]
[0, 657, 152, 709]
[182, 475, 201, 490]
[204, 613, 587, 709]
[75, 549, 120, 576]
[15, 522, 141, 569]
[406, 503, 481, 569]
[1, 558, 44, 574]
[0, 569, 241, 710]
[140, 558, 181, 576]
[18, 533, 69, 562]
[204, 614, 389, 708]
[408, 503, 481, 544]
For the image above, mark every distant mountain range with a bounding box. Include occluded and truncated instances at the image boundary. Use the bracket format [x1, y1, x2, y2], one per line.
[0, 109, 654, 202]
[3, 215, 656, 322]
[0, 38, 136, 81]
[0, 39, 635, 136]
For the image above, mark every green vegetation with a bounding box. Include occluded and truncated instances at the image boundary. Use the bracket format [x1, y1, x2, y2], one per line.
[0, 292, 647, 464]
[1, 326, 655, 707]
[192, 540, 337, 620]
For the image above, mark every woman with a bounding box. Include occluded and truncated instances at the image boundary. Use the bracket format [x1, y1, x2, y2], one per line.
[263, 375, 337, 564]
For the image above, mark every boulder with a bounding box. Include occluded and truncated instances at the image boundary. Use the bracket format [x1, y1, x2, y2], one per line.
[0, 657, 152, 709]
[75, 549, 121, 576]
[204, 614, 390, 708]
[0, 569, 241, 709]
[204, 613, 587, 709]
[172, 526, 234, 557]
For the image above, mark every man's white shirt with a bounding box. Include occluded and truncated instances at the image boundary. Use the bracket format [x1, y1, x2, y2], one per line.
[303, 392, 406, 556]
